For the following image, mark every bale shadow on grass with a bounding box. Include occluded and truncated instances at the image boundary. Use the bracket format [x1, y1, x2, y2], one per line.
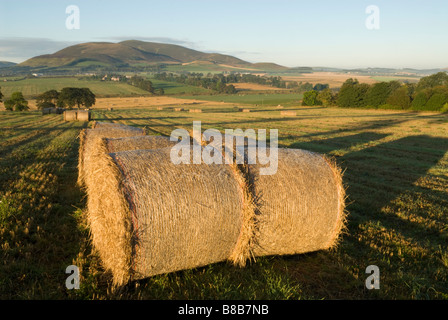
[334, 135, 448, 298]
[273, 133, 448, 299]
[342, 135, 448, 218]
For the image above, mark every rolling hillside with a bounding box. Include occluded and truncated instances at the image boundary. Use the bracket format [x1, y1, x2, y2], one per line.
[0, 61, 16, 68]
[18, 40, 274, 72]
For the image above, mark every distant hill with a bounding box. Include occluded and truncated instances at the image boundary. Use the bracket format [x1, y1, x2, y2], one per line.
[251, 62, 289, 72]
[18, 40, 277, 72]
[0, 61, 17, 68]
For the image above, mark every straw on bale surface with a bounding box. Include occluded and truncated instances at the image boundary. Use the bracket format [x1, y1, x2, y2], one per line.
[77, 126, 146, 187]
[249, 148, 346, 257]
[104, 135, 178, 154]
[87, 147, 244, 285]
[77, 110, 91, 122]
[242, 109, 251, 113]
[187, 131, 345, 258]
[63, 110, 77, 121]
[174, 108, 184, 111]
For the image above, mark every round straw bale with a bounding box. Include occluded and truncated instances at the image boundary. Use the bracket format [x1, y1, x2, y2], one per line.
[249, 148, 346, 257]
[63, 110, 77, 121]
[77, 110, 91, 122]
[77, 126, 146, 187]
[280, 111, 296, 116]
[87, 147, 244, 285]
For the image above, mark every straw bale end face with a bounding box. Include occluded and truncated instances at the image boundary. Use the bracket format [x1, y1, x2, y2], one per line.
[77, 126, 146, 187]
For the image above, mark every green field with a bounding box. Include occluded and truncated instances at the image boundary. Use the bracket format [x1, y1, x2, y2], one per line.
[163, 63, 257, 74]
[370, 76, 421, 83]
[0, 77, 150, 98]
[178, 93, 302, 106]
[0, 105, 447, 299]
[149, 79, 212, 95]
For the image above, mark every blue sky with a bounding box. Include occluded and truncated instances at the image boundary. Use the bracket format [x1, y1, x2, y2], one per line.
[0, 0, 447, 68]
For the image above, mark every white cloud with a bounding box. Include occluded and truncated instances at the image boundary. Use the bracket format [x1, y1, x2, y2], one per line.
[96, 36, 199, 49]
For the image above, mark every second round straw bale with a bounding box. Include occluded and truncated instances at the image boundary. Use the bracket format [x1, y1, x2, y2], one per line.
[77, 110, 91, 122]
[249, 148, 346, 257]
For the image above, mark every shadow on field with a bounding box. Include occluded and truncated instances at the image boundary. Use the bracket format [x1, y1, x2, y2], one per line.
[277, 134, 448, 299]
[342, 134, 448, 234]
[0, 124, 70, 191]
[288, 132, 390, 154]
[337, 134, 448, 297]
[343, 134, 448, 211]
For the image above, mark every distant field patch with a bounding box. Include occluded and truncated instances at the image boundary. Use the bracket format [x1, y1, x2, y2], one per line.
[163, 63, 256, 74]
[231, 82, 288, 91]
[86, 96, 236, 110]
[282, 72, 379, 88]
[178, 93, 302, 106]
[149, 79, 212, 95]
[371, 76, 420, 83]
[0, 77, 149, 98]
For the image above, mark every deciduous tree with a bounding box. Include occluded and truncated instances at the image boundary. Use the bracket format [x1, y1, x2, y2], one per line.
[4, 92, 29, 111]
[36, 89, 59, 109]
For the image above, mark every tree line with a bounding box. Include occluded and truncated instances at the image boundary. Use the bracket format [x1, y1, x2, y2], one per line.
[302, 72, 448, 112]
[0, 86, 97, 111]
[153, 72, 300, 93]
[222, 73, 287, 88]
[154, 72, 237, 94]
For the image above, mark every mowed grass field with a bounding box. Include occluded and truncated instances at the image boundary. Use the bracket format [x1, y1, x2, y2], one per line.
[0, 105, 447, 299]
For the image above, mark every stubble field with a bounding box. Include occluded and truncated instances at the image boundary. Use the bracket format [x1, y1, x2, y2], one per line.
[0, 104, 447, 299]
